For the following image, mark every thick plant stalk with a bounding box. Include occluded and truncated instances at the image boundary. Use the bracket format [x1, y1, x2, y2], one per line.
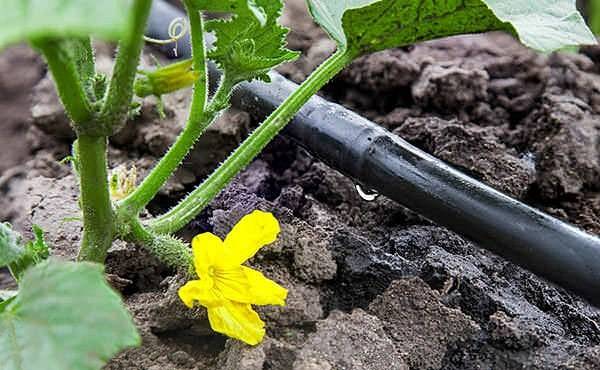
[76, 136, 115, 262]
[149, 50, 351, 234]
[32, 39, 113, 263]
[78, 0, 153, 262]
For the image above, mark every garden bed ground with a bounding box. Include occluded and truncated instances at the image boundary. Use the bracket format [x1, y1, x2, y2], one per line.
[2, 1, 600, 369]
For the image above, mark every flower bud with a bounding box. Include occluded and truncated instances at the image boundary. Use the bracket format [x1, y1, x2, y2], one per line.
[109, 165, 137, 201]
[134, 59, 200, 98]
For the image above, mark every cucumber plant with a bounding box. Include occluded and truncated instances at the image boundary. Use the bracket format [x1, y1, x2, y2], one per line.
[0, 0, 594, 368]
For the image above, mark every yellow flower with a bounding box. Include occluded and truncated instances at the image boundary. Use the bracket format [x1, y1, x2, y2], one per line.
[178, 210, 287, 345]
[134, 58, 200, 98]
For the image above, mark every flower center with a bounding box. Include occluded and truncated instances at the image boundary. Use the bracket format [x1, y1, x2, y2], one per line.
[207, 265, 216, 277]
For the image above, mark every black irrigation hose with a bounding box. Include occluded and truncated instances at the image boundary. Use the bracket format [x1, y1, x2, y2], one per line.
[148, 1, 600, 306]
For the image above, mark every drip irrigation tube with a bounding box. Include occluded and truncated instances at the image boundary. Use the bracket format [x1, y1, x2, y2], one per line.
[148, 1, 600, 306]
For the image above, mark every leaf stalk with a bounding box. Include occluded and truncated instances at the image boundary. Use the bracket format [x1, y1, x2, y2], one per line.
[100, 0, 153, 134]
[32, 39, 93, 125]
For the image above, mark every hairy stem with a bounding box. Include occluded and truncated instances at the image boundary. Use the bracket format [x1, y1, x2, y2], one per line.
[149, 50, 351, 234]
[68, 38, 96, 101]
[127, 218, 193, 272]
[185, 1, 209, 110]
[119, 7, 220, 215]
[76, 136, 115, 263]
[32, 39, 93, 125]
[100, 0, 153, 133]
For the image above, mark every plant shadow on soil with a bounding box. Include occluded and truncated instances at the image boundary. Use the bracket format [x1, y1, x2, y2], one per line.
[2, 1, 600, 369]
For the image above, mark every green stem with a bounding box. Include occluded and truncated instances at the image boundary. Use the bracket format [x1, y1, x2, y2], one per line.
[149, 49, 351, 234]
[119, 7, 219, 215]
[32, 39, 93, 124]
[76, 136, 115, 263]
[100, 0, 152, 133]
[184, 1, 209, 110]
[590, 0, 600, 36]
[127, 218, 193, 272]
[68, 37, 96, 101]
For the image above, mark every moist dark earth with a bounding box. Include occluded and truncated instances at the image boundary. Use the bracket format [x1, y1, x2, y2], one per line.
[2, 1, 600, 369]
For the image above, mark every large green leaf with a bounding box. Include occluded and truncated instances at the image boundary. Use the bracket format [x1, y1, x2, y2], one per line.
[0, 260, 140, 370]
[306, 0, 596, 57]
[0, 0, 130, 50]
[483, 0, 596, 52]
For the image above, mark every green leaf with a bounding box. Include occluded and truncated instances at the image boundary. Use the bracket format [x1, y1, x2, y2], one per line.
[0, 260, 140, 370]
[1, 224, 49, 281]
[0, 223, 24, 268]
[306, 0, 596, 58]
[483, 0, 596, 52]
[201, 0, 299, 84]
[12, 225, 50, 276]
[0, 0, 130, 50]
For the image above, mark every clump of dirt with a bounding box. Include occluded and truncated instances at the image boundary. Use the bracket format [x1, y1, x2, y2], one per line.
[1, 1, 600, 369]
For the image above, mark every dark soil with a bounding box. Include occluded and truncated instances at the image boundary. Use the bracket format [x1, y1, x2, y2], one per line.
[2, 1, 600, 369]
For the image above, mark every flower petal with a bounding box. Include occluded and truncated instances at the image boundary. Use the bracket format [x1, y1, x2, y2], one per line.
[207, 301, 265, 345]
[223, 210, 280, 264]
[192, 232, 224, 277]
[242, 267, 287, 306]
[177, 278, 223, 308]
[213, 266, 253, 303]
